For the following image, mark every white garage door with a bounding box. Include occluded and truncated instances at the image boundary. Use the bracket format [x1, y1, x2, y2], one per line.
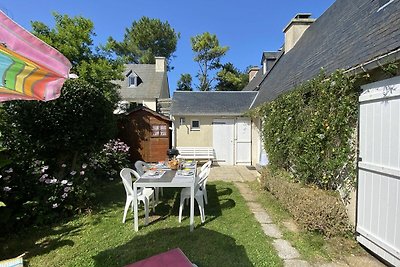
[357, 76, 400, 266]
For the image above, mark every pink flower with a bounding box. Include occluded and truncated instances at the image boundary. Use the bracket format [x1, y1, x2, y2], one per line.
[52, 203, 59, 208]
[80, 171, 85, 176]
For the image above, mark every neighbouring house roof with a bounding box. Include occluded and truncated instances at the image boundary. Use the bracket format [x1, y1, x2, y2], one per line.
[115, 64, 169, 100]
[251, 0, 400, 107]
[170, 91, 258, 116]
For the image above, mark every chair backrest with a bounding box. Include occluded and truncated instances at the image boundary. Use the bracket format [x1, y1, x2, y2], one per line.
[197, 166, 211, 189]
[134, 160, 147, 176]
[120, 168, 141, 197]
[200, 160, 212, 172]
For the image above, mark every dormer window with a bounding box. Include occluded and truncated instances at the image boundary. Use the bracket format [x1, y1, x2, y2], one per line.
[126, 70, 142, 87]
[128, 75, 137, 87]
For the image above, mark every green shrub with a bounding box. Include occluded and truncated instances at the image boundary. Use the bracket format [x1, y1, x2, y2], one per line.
[261, 167, 352, 237]
[257, 70, 358, 190]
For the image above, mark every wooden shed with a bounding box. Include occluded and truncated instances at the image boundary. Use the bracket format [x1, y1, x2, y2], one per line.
[119, 106, 171, 163]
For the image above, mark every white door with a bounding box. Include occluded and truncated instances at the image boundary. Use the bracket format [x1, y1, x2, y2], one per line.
[213, 119, 234, 165]
[235, 118, 251, 165]
[357, 76, 400, 267]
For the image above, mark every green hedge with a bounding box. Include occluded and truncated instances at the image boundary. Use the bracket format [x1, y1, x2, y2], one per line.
[257, 70, 358, 190]
[261, 167, 351, 237]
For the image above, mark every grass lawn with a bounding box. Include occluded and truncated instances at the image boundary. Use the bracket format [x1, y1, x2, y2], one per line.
[247, 180, 366, 264]
[1, 181, 282, 267]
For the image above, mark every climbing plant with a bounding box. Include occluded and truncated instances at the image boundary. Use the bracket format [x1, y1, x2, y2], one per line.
[257, 70, 359, 190]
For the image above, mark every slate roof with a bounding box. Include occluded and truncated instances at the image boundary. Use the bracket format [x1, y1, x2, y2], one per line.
[242, 68, 264, 91]
[243, 50, 283, 91]
[170, 91, 258, 116]
[251, 0, 400, 107]
[114, 64, 168, 100]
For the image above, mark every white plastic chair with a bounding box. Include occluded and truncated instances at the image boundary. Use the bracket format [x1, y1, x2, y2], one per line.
[178, 167, 211, 223]
[135, 160, 163, 201]
[134, 160, 147, 176]
[200, 160, 212, 172]
[199, 160, 212, 204]
[120, 168, 155, 225]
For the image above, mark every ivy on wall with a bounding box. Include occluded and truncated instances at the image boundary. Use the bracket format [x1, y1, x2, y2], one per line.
[257, 70, 359, 190]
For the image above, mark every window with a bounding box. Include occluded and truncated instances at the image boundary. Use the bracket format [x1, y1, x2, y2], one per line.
[128, 75, 137, 87]
[126, 70, 142, 87]
[151, 124, 167, 137]
[191, 120, 200, 131]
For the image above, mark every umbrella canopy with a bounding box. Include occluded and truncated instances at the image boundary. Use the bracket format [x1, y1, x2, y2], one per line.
[0, 11, 72, 102]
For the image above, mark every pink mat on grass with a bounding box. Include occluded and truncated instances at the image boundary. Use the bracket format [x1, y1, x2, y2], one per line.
[125, 248, 193, 267]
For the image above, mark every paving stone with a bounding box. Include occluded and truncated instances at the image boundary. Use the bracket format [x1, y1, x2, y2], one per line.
[253, 211, 273, 224]
[240, 192, 257, 202]
[246, 201, 264, 211]
[273, 239, 300, 260]
[261, 223, 283, 238]
[284, 259, 311, 267]
[283, 220, 299, 233]
[345, 255, 386, 267]
[316, 261, 348, 267]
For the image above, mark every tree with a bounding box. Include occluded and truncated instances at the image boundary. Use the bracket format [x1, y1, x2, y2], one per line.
[176, 73, 193, 91]
[191, 32, 229, 91]
[215, 63, 248, 91]
[31, 13, 123, 103]
[106, 17, 180, 69]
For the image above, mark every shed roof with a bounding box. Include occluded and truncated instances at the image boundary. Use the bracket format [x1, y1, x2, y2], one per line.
[115, 64, 167, 100]
[127, 106, 171, 121]
[251, 0, 400, 107]
[171, 91, 258, 116]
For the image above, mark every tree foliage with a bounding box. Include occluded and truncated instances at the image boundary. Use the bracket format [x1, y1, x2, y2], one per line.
[176, 73, 193, 91]
[31, 12, 123, 103]
[106, 16, 180, 70]
[0, 13, 126, 230]
[258, 70, 358, 190]
[191, 32, 229, 91]
[215, 63, 248, 91]
[1, 80, 117, 163]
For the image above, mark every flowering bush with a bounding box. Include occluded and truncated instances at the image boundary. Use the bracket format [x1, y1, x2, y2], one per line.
[0, 158, 93, 228]
[89, 139, 130, 182]
[0, 139, 129, 232]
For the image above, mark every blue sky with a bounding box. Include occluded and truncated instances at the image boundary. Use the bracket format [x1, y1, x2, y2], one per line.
[1, 0, 335, 94]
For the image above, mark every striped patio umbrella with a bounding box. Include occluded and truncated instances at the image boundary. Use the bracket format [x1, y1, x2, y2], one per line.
[0, 10, 72, 102]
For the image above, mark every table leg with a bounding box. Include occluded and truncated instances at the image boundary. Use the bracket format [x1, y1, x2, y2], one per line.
[190, 184, 194, 232]
[133, 183, 139, 231]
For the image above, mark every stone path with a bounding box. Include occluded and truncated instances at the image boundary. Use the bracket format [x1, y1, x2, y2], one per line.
[208, 165, 385, 267]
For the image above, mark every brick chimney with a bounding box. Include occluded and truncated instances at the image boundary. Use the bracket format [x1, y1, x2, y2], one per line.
[155, 57, 167, 72]
[248, 67, 259, 82]
[283, 13, 315, 53]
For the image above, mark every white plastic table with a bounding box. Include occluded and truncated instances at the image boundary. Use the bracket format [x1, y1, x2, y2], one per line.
[133, 169, 196, 232]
